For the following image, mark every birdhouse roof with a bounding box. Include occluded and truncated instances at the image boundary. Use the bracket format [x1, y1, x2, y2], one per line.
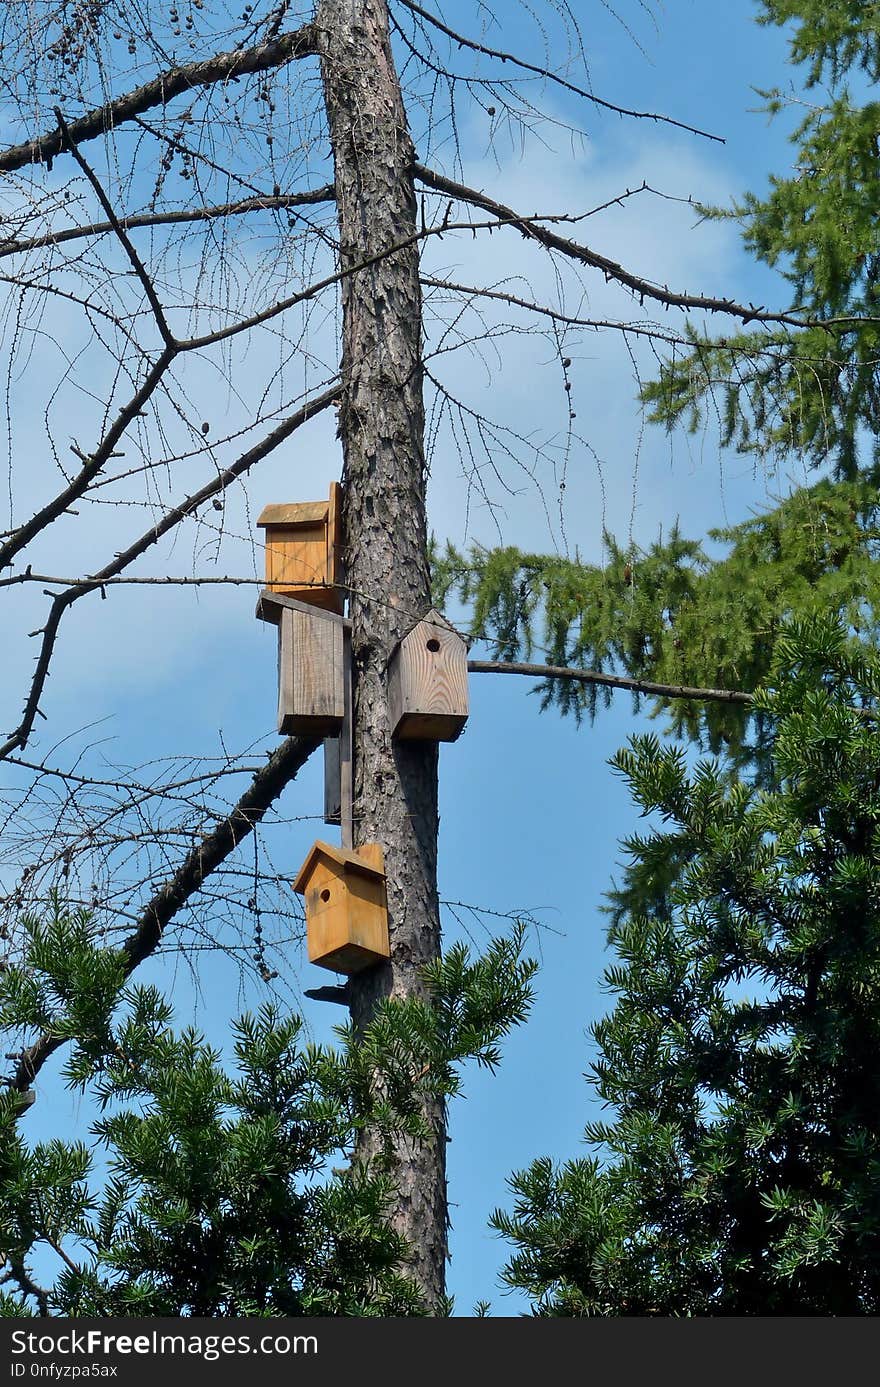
[400, 607, 468, 648]
[293, 840, 385, 895]
[258, 481, 342, 532]
[257, 500, 328, 528]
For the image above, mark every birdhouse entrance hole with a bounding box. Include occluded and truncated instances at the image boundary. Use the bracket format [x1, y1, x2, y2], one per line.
[293, 841, 389, 975]
[388, 608, 469, 742]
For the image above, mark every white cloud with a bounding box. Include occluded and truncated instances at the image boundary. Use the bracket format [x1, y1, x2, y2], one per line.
[419, 124, 761, 560]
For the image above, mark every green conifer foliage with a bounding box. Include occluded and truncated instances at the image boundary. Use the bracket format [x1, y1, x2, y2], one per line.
[434, 471, 880, 768]
[494, 619, 880, 1314]
[642, 0, 880, 477]
[0, 914, 535, 1316]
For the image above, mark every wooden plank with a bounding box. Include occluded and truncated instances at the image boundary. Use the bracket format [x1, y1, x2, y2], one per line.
[323, 735, 341, 825]
[265, 521, 327, 591]
[292, 606, 344, 726]
[393, 710, 468, 740]
[388, 614, 469, 741]
[277, 606, 344, 735]
[340, 627, 353, 848]
[277, 609, 292, 731]
[258, 500, 329, 526]
[256, 590, 351, 627]
[327, 479, 344, 591]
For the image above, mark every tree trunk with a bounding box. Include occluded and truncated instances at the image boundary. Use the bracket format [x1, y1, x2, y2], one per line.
[314, 0, 446, 1309]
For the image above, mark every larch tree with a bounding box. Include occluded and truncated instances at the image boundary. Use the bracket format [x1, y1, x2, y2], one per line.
[0, 0, 854, 1310]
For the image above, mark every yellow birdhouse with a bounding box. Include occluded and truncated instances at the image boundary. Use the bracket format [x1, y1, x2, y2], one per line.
[257, 480, 343, 614]
[388, 608, 469, 742]
[293, 840, 389, 974]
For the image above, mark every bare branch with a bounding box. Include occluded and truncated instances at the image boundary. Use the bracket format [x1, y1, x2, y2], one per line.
[0, 573, 266, 590]
[415, 165, 840, 330]
[469, 660, 878, 723]
[421, 275, 713, 348]
[54, 109, 176, 349]
[178, 209, 615, 353]
[42, 1232, 82, 1278]
[6, 755, 264, 794]
[467, 658, 754, 706]
[0, 384, 338, 760]
[0, 25, 317, 176]
[0, 187, 336, 263]
[0, 346, 177, 574]
[12, 730, 319, 1095]
[396, 0, 725, 144]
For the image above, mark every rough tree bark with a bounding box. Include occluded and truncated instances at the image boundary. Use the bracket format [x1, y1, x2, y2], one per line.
[314, 0, 446, 1308]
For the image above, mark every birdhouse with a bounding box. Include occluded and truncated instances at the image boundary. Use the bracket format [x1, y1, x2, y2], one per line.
[293, 841, 389, 974]
[276, 601, 345, 736]
[257, 480, 343, 614]
[388, 608, 469, 741]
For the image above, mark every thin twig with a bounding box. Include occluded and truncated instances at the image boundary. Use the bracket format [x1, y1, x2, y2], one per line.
[54, 109, 176, 349]
[414, 165, 856, 330]
[0, 26, 317, 175]
[398, 0, 725, 144]
[13, 731, 320, 1095]
[175, 209, 644, 354]
[0, 384, 338, 760]
[0, 346, 177, 574]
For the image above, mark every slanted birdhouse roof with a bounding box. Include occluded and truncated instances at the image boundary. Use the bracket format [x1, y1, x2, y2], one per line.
[293, 840, 385, 895]
[257, 500, 329, 528]
[399, 607, 468, 648]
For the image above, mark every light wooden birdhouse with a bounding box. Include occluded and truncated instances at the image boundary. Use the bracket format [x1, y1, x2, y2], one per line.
[293, 841, 389, 974]
[257, 481, 343, 614]
[276, 601, 345, 736]
[388, 608, 469, 742]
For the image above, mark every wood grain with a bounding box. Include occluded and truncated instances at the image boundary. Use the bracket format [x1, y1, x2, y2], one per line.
[388, 610, 469, 741]
[323, 626, 353, 842]
[294, 841, 389, 974]
[277, 605, 344, 734]
[257, 485, 344, 611]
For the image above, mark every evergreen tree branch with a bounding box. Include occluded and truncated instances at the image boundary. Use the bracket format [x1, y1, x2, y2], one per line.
[3, 1258, 49, 1315]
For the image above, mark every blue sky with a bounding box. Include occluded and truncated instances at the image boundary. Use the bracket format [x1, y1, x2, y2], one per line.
[2, 0, 816, 1315]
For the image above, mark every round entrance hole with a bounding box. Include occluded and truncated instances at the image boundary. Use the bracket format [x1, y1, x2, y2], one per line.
[320, 888, 331, 903]
[426, 637, 441, 653]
